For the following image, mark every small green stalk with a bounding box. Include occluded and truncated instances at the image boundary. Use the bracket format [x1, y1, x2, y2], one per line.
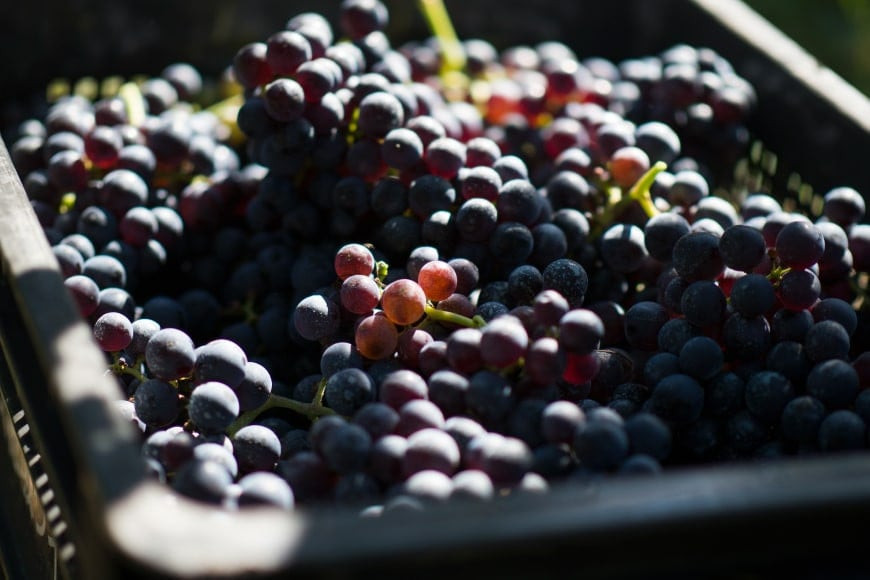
[591, 161, 666, 240]
[627, 161, 666, 219]
[108, 352, 147, 383]
[226, 381, 336, 436]
[424, 303, 485, 328]
[118, 82, 146, 127]
[418, 0, 466, 77]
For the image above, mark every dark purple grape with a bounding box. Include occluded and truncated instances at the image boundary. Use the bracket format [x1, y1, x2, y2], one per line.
[806, 359, 859, 409]
[402, 428, 461, 477]
[233, 425, 281, 474]
[193, 339, 248, 389]
[188, 382, 240, 434]
[237, 472, 295, 509]
[781, 396, 826, 444]
[730, 274, 775, 317]
[133, 379, 179, 428]
[744, 370, 794, 424]
[775, 221, 825, 270]
[818, 410, 866, 452]
[672, 232, 724, 282]
[646, 373, 704, 425]
[325, 368, 375, 416]
[644, 213, 690, 263]
[173, 459, 233, 505]
[357, 91, 404, 138]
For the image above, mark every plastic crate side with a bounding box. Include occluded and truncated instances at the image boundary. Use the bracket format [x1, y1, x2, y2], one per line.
[0, 381, 69, 579]
[0, 136, 145, 578]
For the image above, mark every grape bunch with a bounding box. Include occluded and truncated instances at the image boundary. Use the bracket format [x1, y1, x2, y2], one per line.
[6, 0, 870, 516]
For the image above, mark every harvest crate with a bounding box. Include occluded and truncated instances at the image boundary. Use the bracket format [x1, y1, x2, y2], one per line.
[1, 0, 869, 577]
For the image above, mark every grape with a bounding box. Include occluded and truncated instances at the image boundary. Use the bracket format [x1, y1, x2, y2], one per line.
[609, 146, 650, 189]
[381, 279, 426, 325]
[780, 396, 826, 444]
[573, 417, 629, 471]
[403, 428, 461, 477]
[293, 294, 340, 341]
[445, 328, 483, 375]
[806, 359, 859, 409]
[408, 174, 456, 219]
[173, 459, 234, 505]
[719, 224, 766, 272]
[82, 254, 126, 290]
[812, 298, 858, 336]
[804, 320, 850, 363]
[678, 336, 723, 381]
[681, 280, 726, 328]
[400, 470, 454, 504]
[378, 369, 428, 410]
[455, 198, 498, 243]
[672, 231, 724, 282]
[340, 274, 380, 314]
[644, 213, 690, 263]
[823, 186, 865, 227]
[320, 422, 372, 474]
[765, 341, 811, 389]
[237, 472, 295, 509]
[352, 402, 398, 441]
[192, 339, 248, 394]
[559, 308, 604, 354]
[395, 400, 446, 437]
[600, 223, 648, 274]
[425, 137, 466, 180]
[524, 337, 564, 386]
[480, 315, 528, 368]
[542, 259, 588, 308]
[334, 243, 375, 279]
[233, 425, 281, 474]
[497, 180, 542, 226]
[745, 371, 794, 424]
[818, 410, 866, 452]
[625, 301, 669, 350]
[320, 342, 364, 379]
[779, 268, 821, 311]
[450, 470, 495, 502]
[65, 274, 100, 317]
[646, 374, 704, 425]
[775, 221, 825, 270]
[235, 361, 273, 412]
[417, 260, 457, 302]
[730, 274, 775, 317]
[93, 312, 133, 352]
[188, 382, 240, 435]
[324, 368, 375, 416]
[133, 379, 179, 428]
[369, 434, 407, 485]
[266, 30, 311, 75]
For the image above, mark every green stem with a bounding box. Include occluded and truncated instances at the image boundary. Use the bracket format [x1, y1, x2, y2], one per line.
[590, 162, 666, 240]
[424, 303, 485, 328]
[376, 260, 390, 283]
[108, 352, 147, 383]
[627, 161, 666, 219]
[418, 0, 466, 77]
[226, 386, 336, 436]
[118, 82, 146, 128]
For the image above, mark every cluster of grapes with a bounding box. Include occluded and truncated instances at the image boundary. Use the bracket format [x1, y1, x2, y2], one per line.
[6, 0, 870, 516]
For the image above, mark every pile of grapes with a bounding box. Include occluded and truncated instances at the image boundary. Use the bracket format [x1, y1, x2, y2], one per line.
[7, 0, 870, 514]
